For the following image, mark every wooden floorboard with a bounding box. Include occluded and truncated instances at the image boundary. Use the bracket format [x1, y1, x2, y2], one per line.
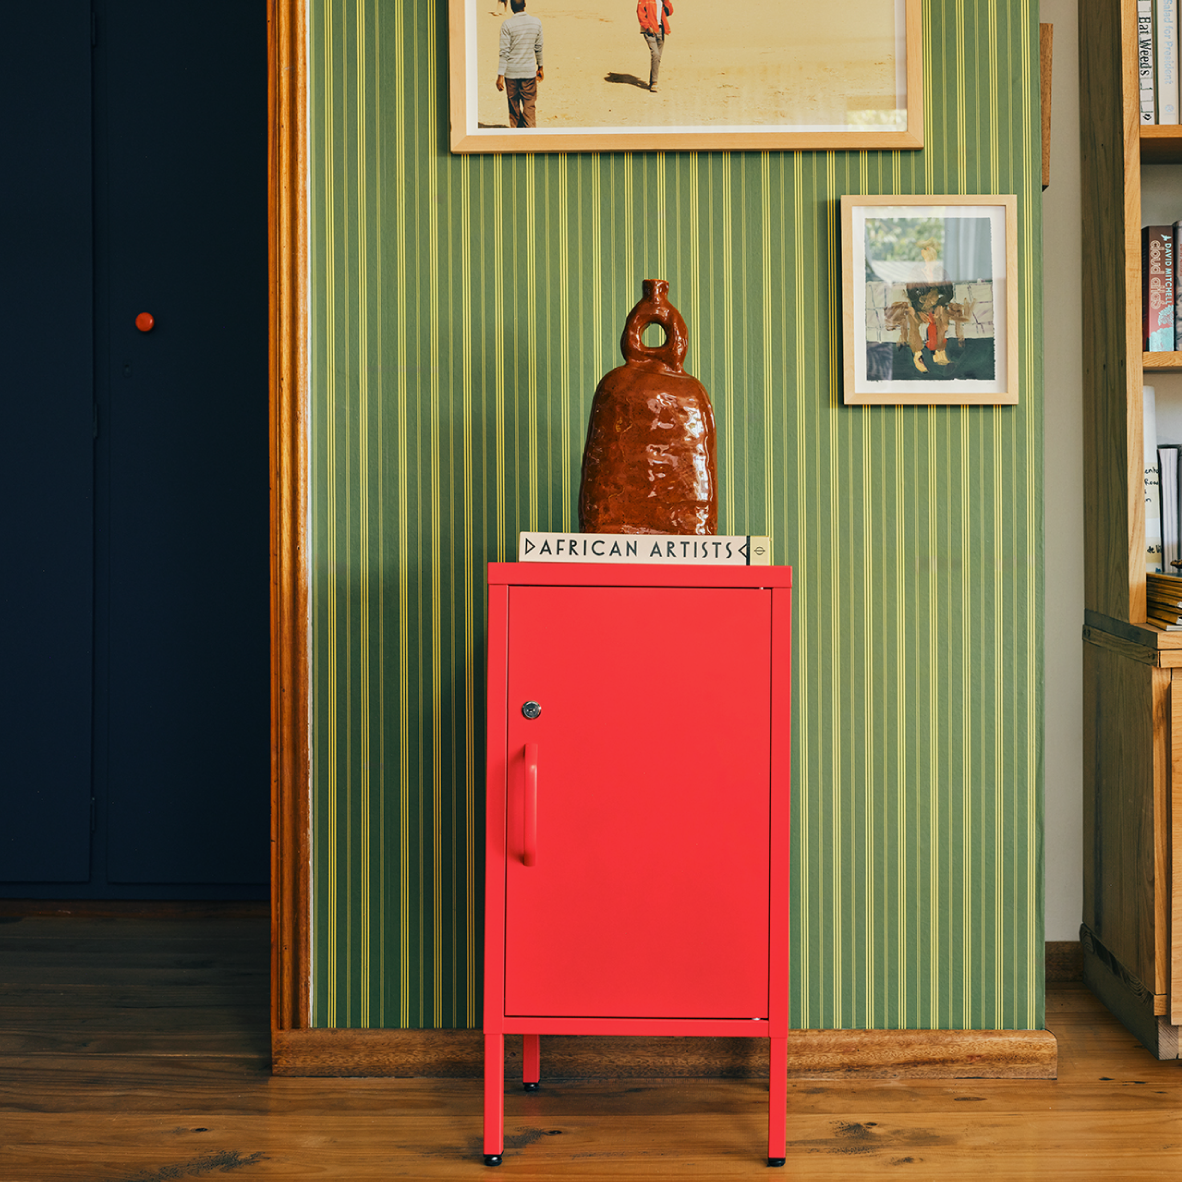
[1, 917, 1180, 1179]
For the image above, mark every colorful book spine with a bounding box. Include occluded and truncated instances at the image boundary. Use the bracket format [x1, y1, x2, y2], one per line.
[1144, 225, 1176, 351]
[1174, 223, 1182, 345]
[1159, 0, 1180, 123]
[1141, 0, 1157, 122]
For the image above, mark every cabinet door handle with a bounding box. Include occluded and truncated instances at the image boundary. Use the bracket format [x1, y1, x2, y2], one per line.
[523, 743, 538, 867]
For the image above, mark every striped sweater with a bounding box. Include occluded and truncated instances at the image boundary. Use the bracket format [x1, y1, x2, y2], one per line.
[497, 13, 544, 79]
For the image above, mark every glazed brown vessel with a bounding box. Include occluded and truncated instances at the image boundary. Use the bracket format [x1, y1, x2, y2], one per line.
[578, 280, 717, 535]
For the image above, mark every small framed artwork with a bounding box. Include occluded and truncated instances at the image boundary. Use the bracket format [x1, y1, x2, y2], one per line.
[449, 0, 922, 155]
[841, 194, 1019, 406]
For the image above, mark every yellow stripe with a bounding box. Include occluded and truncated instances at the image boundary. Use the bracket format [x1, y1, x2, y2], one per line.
[355, 0, 371, 1030]
[461, 152, 476, 1027]
[956, 0, 967, 192]
[929, 407, 942, 1027]
[822, 153, 843, 1025]
[896, 406, 907, 1024]
[558, 155, 571, 527]
[855, 148, 875, 1024]
[323, 0, 338, 1030]
[424, 0, 444, 1030]
[687, 154, 700, 396]
[393, 0, 411, 1028]
[989, 0, 1000, 188]
[761, 153, 774, 536]
[1020, 0, 1039, 1025]
[721, 155, 734, 531]
[792, 154, 809, 1026]
[923, 5, 934, 194]
[372, 2, 386, 1029]
[989, 0, 1005, 1029]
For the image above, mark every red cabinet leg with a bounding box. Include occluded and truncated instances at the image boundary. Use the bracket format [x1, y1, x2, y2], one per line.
[523, 1033, 540, 1090]
[768, 1036, 787, 1166]
[484, 1033, 505, 1165]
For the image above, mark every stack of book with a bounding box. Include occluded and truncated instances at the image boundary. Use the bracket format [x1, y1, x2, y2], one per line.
[1147, 571, 1182, 630]
[1139, 0, 1180, 124]
[517, 531, 771, 566]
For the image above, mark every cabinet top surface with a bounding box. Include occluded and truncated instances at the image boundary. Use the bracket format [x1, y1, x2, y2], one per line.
[487, 562, 792, 589]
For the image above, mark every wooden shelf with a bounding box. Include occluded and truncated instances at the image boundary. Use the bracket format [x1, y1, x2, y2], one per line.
[1085, 609, 1182, 651]
[1140, 125, 1182, 163]
[1144, 351, 1182, 373]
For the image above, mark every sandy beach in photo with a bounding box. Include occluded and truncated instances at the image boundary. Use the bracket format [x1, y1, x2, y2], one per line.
[476, 0, 903, 130]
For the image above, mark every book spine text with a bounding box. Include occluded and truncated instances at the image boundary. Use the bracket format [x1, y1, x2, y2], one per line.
[1144, 225, 1176, 351]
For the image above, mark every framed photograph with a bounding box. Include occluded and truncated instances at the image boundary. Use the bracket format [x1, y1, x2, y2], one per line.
[841, 194, 1020, 406]
[448, 0, 922, 154]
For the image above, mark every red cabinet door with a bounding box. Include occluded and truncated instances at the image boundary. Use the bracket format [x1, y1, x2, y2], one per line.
[503, 585, 772, 1020]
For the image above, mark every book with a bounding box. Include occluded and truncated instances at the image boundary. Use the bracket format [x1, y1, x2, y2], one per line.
[517, 531, 771, 566]
[1147, 572, 1182, 628]
[1159, 0, 1180, 123]
[1141, 0, 1157, 121]
[1149, 571, 1182, 602]
[1174, 223, 1182, 345]
[1146, 386, 1162, 572]
[1160, 444, 1181, 574]
[1146, 614, 1182, 631]
[1144, 226, 1176, 351]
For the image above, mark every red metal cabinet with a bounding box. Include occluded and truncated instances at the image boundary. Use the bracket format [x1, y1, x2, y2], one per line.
[483, 563, 792, 1167]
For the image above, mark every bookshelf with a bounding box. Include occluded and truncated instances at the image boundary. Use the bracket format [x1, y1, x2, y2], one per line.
[1139, 125, 1182, 164]
[1145, 352, 1182, 372]
[1079, 0, 1182, 1060]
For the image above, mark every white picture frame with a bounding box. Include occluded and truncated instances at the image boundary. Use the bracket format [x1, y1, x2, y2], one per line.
[841, 194, 1020, 406]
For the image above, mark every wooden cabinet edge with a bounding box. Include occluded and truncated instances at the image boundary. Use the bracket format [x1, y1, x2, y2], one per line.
[1173, 674, 1182, 1025]
[1081, 925, 1180, 1058]
[1084, 611, 1182, 657]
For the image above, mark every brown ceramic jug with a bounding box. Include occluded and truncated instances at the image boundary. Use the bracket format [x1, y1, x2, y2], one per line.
[578, 280, 717, 535]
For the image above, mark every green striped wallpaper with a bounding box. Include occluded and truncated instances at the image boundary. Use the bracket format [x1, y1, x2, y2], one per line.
[309, 0, 1044, 1031]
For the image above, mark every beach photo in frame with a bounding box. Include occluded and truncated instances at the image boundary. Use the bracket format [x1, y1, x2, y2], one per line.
[448, 0, 922, 154]
[841, 194, 1019, 406]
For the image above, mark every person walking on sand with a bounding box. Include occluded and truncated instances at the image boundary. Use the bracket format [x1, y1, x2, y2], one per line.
[637, 0, 673, 92]
[495, 0, 544, 128]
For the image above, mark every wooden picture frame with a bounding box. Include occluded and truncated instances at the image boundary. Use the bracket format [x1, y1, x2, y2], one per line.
[840, 194, 1020, 406]
[449, 0, 923, 154]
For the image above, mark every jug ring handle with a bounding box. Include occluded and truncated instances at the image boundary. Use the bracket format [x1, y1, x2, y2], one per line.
[620, 281, 688, 371]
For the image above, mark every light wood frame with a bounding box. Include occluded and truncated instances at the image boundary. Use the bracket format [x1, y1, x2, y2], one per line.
[448, 0, 923, 154]
[840, 193, 1020, 406]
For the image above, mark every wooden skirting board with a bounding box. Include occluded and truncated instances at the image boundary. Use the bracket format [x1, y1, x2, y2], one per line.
[273, 1027, 1057, 1080]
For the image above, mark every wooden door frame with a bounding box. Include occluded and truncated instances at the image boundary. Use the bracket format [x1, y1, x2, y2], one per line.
[268, 0, 310, 1038]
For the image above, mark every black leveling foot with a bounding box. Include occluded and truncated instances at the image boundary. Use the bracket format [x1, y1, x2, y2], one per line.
[768, 1158, 786, 1167]
[483, 1154, 503, 1166]
[523, 1081, 540, 1091]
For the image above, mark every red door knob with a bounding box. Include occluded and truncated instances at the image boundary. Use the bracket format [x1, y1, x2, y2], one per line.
[135, 312, 155, 332]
